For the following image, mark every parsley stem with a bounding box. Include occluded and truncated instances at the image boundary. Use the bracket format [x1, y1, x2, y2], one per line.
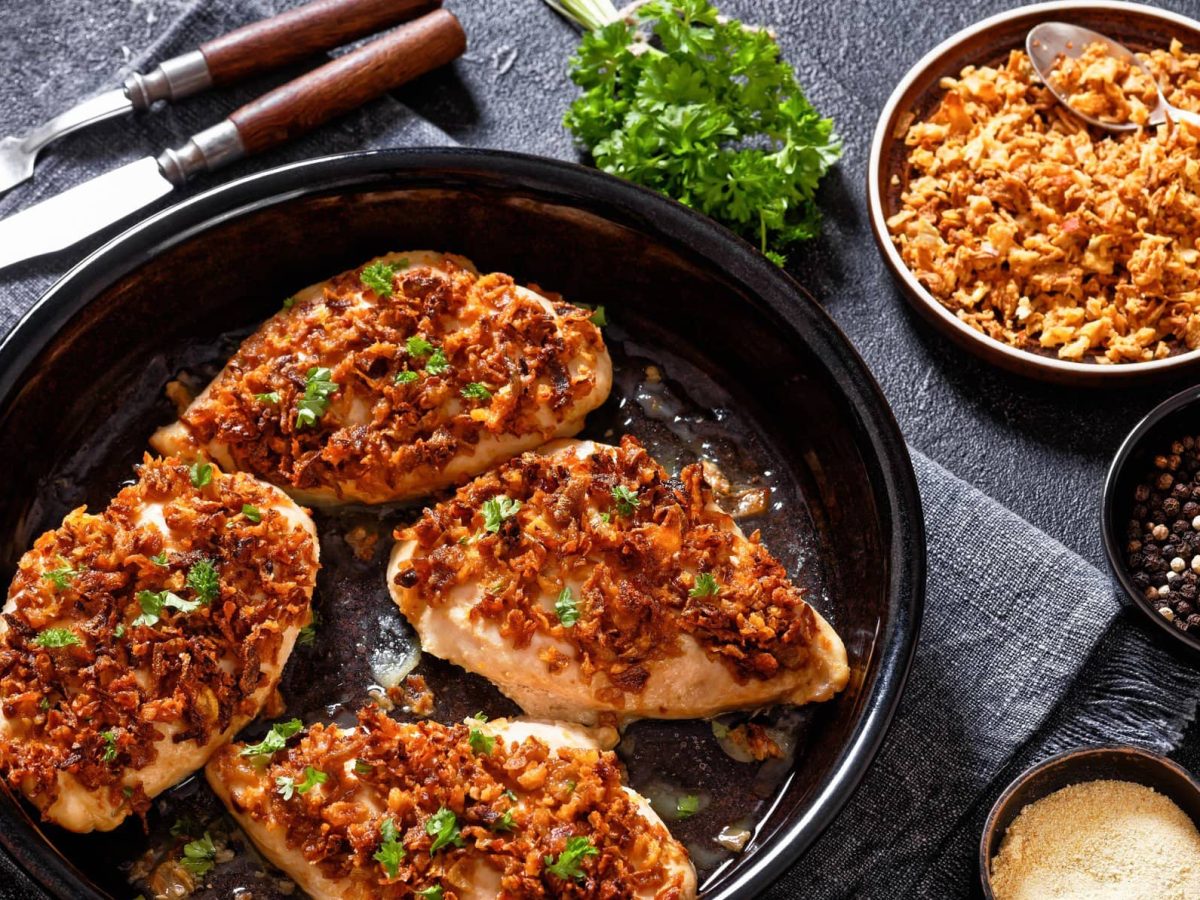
[541, 0, 621, 31]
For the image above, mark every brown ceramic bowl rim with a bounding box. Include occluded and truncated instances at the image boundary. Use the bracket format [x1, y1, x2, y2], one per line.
[977, 744, 1200, 897]
[867, 0, 1200, 385]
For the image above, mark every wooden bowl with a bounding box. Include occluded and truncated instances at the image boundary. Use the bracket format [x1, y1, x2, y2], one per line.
[868, 0, 1200, 385]
[980, 745, 1200, 897]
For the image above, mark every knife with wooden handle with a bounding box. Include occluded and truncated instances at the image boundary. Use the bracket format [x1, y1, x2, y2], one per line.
[0, 9, 466, 272]
[0, 0, 442, 196]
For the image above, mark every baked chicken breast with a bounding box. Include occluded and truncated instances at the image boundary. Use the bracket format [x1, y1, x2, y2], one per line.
[151, 251, 612, 506]
[206, 706, 696, 899]
[0, 457, 318, 832]
[388, 436, 849, 723]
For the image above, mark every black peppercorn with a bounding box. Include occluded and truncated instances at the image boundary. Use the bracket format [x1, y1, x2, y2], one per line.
[1164, 498, 1182, 516]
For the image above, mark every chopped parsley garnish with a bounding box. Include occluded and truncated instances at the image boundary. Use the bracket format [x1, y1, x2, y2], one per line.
[114, 624, 126, 639]
[503, 789, 518, 802]
[482, 495, 522, 533]
[282, 296, 297, 311]
[565, 779, 576, 794]
[33, 627, 80, 648]
[394, 370, 419, 384]
[242, 504, 262, 523]
[460, 382, 492, 401]
[406, 335, 434, 357]
[473, 711, 488, 722]
[611, 485, 640, 516]
[492, 809, 517, 832]
[186, 559, 220, 605]
[374, 817, 406, 878]
[133, 589, 200, 627]
[468, 729, 495, 755]
[689, 572, 720, 598]
[180, 832, 217, 878]
[276, 765, 326, 800]
[416, 887, 444, 899]
[38, 698, 50, 711]
[587, 305, 607, 326]
[426, 806, 464, 853]
[42, 557, 79, 590]
[189, 462, 213, 488]
[298, 622, 317, 646]
[544, 835, 599, 880]
[711, 721, 730, 739]
[354, 759, 374, 775]
[170, 815, 200, 838]
[295, 366, 338, 429]
[599, 511, 611, 524]
[677, 794, 700, 819]
[425, 348, 449, 375]
[361, 261, 396, 298]
[554, 587, 581, 627]
[150, 552, 169, 566]
[254, 391, 281, 404]
[239, 718, 303, 758]
[101, 729, 119, 763]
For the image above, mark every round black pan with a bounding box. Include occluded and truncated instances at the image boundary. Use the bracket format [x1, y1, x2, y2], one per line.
[0, 148, 924, 899]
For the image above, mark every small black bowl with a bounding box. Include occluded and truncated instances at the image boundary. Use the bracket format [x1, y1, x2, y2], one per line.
[979, 745, 1200, 898]
[1103, 385, 1200, 654]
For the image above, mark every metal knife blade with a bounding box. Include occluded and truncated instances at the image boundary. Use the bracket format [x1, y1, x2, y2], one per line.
[0, 158, 174, 270]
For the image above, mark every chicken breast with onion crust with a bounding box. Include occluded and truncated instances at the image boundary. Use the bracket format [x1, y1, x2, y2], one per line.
[151, 251, 612, 506]
[206, 706, 696, 899]
[388, 436, 849, 723]
[0, 456, 318, 832]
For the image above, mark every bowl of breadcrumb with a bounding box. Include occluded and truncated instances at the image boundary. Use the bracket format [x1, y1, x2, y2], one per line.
[980, 745, 1200, 899]
[870, 1, 1200, 384]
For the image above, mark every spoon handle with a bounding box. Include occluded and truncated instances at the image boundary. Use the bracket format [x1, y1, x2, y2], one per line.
[1170, 106, 1200, 130]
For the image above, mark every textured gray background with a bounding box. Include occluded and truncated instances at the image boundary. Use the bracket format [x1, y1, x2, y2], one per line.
[2, 0, 1200, 896]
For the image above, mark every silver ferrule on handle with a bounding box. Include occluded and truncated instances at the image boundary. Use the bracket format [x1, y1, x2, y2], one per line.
[124, 50, 213, 110]
[155, 120, 245, 186]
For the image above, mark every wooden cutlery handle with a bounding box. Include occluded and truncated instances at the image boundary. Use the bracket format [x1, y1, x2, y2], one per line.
[200, 0, 442, 86]
[227, 9, 465, 157]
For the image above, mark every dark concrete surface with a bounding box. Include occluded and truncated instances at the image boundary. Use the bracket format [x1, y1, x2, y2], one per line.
[1, 0, 1199, 895]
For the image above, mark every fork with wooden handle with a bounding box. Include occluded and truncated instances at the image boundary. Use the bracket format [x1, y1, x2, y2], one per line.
[0, 9, 467, 271]
[0, 0, 444, 197]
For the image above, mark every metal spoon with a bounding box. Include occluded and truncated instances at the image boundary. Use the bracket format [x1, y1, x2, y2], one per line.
[1027, 21, 1200, 131]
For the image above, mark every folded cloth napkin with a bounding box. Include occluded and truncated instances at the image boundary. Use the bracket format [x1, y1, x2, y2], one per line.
[1, 2, 1197, 899]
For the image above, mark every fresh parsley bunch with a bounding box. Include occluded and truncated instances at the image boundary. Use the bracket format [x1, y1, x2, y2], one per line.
[555, 0, 841, 265]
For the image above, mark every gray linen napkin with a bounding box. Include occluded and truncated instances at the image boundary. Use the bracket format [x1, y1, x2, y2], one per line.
[1, 2, 1198, 899]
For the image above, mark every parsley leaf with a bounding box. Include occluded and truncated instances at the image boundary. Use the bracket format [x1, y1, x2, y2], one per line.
[189, 462, 212, 488]
[361, 261, 396, 298]
[282, 296, 297, 311]
[394, 370, 419, 384]
[483, 495, 522, 533]
[406, 335, 434, 357]
[100, 729, 119, 763]
[425, 348, 449, 376]
[677, 794, 700, 818]
[425, 806, 464, 853]
[416, 888, 443, 899]
[133, 589, 200, 627]
[295, 366, 338, 429]
[374, 817, 406, 878]
[180, 832, 217, 878]
[170, 815, 201, 838]
[473, 711, 489, 723]
[461, 382, 492, 401]
[468, 729, 495, 755]
[689, 572, 720, 598]
[555, 587, 581, 627]
[612, 485, 640, 516]
[298, 622, 317, 646]
[544, 835, 599, 880]
[33, 627, 80, 648]
[492, 809, 517, 832]
[277, 765, 326, 799]
[242, 504, 262, 523]
[114, 624, 126, 638]
[254, 391, 281, 405]
[150, 552, 169, 567]
[186, 559, 220, 605]
[43, 557, 79, 590]
[354, 759, 374, 775]
[239, 719, 303, 758]
[560, 0, 841, 264]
